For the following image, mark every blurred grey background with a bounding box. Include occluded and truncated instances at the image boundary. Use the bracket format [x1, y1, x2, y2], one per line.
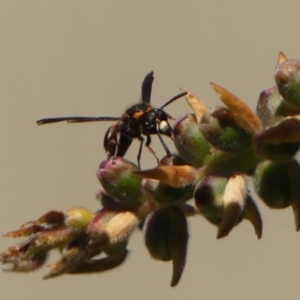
[1, 1, 299, 300]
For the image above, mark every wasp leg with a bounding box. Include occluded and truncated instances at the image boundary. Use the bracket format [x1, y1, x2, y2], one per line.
[112, 132, 122, 163]
[137, 136, 144, 169]
[156, 122, 172, 157]
[145, 135, 160, 165]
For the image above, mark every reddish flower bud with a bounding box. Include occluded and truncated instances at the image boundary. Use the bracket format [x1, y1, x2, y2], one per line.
[275, 56, 300, 108]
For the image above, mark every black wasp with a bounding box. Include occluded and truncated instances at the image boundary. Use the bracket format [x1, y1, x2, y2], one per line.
[37, 72, 187, 167]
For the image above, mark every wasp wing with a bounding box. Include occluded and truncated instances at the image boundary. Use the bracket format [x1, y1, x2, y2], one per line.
[37, 116, 120, 125]
[140, 71, 154, 104]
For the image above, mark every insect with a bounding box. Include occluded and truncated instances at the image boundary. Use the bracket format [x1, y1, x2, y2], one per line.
[37, 72, 187, 167]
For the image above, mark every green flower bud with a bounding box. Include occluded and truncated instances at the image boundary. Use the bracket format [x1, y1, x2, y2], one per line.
[173, 114, 211, 167]
[194, 175, 229, 225]
[203, 146, 260, 176]
[143, 206, 188, 287]
[97, 157, 144, 205]
[200, 106, 252, 152]
[195, 175, 249, 238]
[253, 160, 291, 208]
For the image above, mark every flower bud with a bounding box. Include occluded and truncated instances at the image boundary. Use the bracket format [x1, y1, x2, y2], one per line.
[142, 155, 195, 204]
[173, 114, 211, 167]
[275, 56, 300, 108]
[136, 164, 199, 188]
[256, 86, 300, 125]
[97, 157, 144, 205]
[254, 118, 300, 161]
[87, 210, 138, 250]
[65, 207, 94, 230]
[146, 179, 194, 204]
[253, 160, 291, 208]
[203, 146, 260, 176]
[210, 82, 261, 134]
[143, 206, 188, 287]
[256, 86, 283, 126]
[255, 116, 300, 144]
[194, 175, 228, 224]
[200, 106, 252, 152]
[195, 175, 247, 238]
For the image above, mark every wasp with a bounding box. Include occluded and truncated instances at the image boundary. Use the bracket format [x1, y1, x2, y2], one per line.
[37, 72, 187, 167]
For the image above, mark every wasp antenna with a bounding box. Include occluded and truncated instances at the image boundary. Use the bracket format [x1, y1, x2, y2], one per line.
[160, 91, 188, 109]
[140, 71, 154, 104]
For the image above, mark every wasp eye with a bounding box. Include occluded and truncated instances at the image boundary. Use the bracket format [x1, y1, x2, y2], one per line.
[159, 120, 171, 133]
